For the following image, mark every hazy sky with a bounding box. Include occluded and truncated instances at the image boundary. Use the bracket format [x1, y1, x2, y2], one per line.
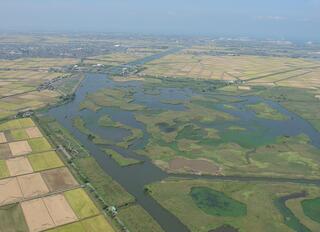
[0, 0, 319, 41]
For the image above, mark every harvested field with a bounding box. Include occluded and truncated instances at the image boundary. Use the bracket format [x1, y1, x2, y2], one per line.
[0, 203, 29, 232]
[0, 132, 7, 143]
[41, 167, 78, 192]
[28, 151, 64, 172]
[28, 137, 52, 153]
[0, 144, 11, 159]
[43, 194, 78, 226]
[81, 215, 115, 232]
[167, 157, 221, 175]
[17, 173, 49, 198]
[6, 156, 33, 176]
[0, 178, 23, 206]
[64, 188, 99, 219]
[25, 127, 43, 138]
[8, 141, 32, 156]
[21, 198, 55, 232]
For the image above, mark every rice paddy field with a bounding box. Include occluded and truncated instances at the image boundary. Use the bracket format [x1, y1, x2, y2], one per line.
[0, 118, 115, 232]
[147, 178, 320, 232]
[0, 57, 81, 120]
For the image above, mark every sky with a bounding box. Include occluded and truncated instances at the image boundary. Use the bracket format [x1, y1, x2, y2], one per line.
[0, 0, 319, 41]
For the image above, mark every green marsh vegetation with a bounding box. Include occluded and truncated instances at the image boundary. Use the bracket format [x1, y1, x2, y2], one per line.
[247, 102, 287, 120]
[104, 148, 142, 167]
[190, 187, 247, 217]
[80, 88, 145, 111]
[98, 115, 143, 149]
[147, 178, 320, 232]
[301, 198, 320, 223]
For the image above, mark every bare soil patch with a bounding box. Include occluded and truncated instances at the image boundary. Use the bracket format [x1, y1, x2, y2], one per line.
[0, 178, 23, 206]
[209, 224, 239, 232]
[8, 141, 32, 156]
[0, 144, 11, 159]
[25, 127, 43, 138]
[43, 194, 78, 226]
[6, 156, 33, 176]
[0, 132, 6, 143]
[41, 167, 78, 192]
[168, 157, 221, 175]
[17, 173, 49, 198]
[21, 198, 55, 232]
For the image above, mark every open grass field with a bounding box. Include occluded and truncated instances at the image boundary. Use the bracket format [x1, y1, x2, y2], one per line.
[74, 156, 135, 207]
[147, 178, 320, 232]
[117, 205, 164, 232]
[64, 188, 99, 219]
[28, 151, 64, 171]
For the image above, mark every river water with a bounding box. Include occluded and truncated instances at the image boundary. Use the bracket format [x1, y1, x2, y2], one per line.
[47, 51, 320, 232]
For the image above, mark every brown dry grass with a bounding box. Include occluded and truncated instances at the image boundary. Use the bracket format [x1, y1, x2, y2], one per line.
[166, 157, 221, 175]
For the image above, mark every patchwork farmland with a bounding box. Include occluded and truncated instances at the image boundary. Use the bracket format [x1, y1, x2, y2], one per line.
[0, 118, 115, 232]
[0, 58, 81, 120]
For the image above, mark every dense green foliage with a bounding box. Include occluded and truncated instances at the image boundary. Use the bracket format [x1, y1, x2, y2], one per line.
[301, 198, 320, 223]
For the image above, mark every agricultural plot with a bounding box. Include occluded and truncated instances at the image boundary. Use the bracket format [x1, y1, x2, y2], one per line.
[63, 188, 100, 219]
[0, 57, 80, 120]
[83, 52, 149, 66]
[142, 51, 318, 82]
[147, 178, 320, 232]
[28, 151, 64, 172]
[0, 203, 29, 232]
[0, 118, 114, 231]
[41, 167, 78, 192]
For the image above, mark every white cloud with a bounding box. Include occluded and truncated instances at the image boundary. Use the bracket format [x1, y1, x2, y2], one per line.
[256, 16, 287, 21]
